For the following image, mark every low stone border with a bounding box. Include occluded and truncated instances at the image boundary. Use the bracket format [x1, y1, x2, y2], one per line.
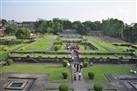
[88, 89, 117, 91]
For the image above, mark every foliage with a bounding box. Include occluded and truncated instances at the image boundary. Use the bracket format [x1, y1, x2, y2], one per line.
[94, 83, 103, 91]
[5, 24, 17, 34]
[59, 84, 69, 91]
[15, 28, 31, 39]
[88, 72, 95, 79]
[62, 60, 69, 67]
[123, 24, 137, 43]
[6, 59, 13, 65]
[2, 47, 9, 52]
[101, 18, 124, 38]
[54, 45, 61, 51]
[35, 18, 63, 34]
[62, 72, 68, 79]
[83, 60, 88, 67]
[73, 21, 87, 35]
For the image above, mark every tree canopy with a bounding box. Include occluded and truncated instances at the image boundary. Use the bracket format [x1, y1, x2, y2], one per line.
[15, 28, 31, 39]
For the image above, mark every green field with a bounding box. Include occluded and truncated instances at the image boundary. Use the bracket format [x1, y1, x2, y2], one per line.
[82, 64, 135, 85]
[0, 64, 71, 82]
[86, 36, 128, 52]
[0, 34, 135, 61]
[20, 34, 57, 51]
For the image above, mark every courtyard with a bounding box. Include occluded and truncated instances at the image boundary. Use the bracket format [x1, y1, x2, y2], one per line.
[0, 32, 137, 91]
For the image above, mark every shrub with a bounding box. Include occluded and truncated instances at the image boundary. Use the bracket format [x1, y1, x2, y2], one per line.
[2, 47, 9, 52]
[83, 60, 88, 67]
[20, 47, 25, 51]
[62, 60, 68, 67]
[88, 72, 95, 79]
[15, 27, 31, 39]
[94, 83, 103, 91]
[56, 36, 60, 41]
[6, 59, 13, 65]
[59, 84, 69, 91]
[62, 72, 68, 79]
[54, 45, 61, 51]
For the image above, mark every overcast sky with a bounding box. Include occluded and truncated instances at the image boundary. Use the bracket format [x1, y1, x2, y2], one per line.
[0, 0, 136, 24]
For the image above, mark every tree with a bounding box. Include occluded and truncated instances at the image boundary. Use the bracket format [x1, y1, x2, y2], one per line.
[123, 24, 137, 43]
[15, 28, 31, 39]
[1, 19, 8, 26]
[5, 24, 17, 34]
[101, 18, 124, 38]
[35, 19, 48, 33]
[73, 21, 87, 35]
[63, 19, 72, 29]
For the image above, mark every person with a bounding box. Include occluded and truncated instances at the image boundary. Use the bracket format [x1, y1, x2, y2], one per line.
[76, 64, 79, 72]
[74, 72, 77, 80]
[78, 72, 82, 80]
[80, 63, 83, 71]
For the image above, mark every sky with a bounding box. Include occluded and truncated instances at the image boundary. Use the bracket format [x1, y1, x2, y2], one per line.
[0, 0, 136, 24]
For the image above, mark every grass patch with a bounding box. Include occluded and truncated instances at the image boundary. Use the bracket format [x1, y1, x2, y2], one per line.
[82, 64, 135, 85]
[21, 34, 57, 51]
[0, 64, 71, 82]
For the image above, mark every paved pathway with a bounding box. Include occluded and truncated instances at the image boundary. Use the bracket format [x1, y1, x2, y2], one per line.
[70, 47, 89, 91]
[71, 63, 89, 91]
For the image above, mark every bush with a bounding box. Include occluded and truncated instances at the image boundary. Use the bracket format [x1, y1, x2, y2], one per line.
[56, 36, 60, 41]
[62, 60, 69, 67]
[94, 83, 103, 91]
[2, 47, 9, 52]
[54, 45, 61, 51]
[62, 72, 68, 79]
[15, 27, 31, 39]
[83, 60, 88, 67]
[6, 59, 13, 65]
[59, 84, 69, 91]
[20, 47, 25, 51]
[88, 72, 95, 79]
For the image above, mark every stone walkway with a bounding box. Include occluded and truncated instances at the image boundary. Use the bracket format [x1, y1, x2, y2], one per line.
[70, 47, 89, 91]
[71, 63, 90, 91]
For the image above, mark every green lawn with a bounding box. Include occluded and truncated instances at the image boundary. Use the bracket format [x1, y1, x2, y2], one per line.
[0, 64, 71, 82]
[86, 36, 128, 52]
[21, 34, 57, 51]
[81, 54, 132, 58]
[82, 65, 135, 85]
[11, 53, 70, 58]
[0, 43, 26, 61]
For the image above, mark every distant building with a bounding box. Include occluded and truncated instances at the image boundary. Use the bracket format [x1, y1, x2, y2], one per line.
[0, 23, 5, 36]
[16, 21, 36, 31]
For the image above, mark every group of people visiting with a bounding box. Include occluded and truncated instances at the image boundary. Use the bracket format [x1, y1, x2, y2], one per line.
[73, 63, 83, 81]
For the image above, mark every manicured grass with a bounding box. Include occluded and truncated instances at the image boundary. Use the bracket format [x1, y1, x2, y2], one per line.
[0, 44, 26, 61]
[82, 64, 135, 85]
[0, 35, 16, 39]
[81, 54, 132, 58]
[0, 64, 71, 82]
[86, 36, 128, 52]
[21, 34, 57, 51]
[11, 53, 70, 58]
